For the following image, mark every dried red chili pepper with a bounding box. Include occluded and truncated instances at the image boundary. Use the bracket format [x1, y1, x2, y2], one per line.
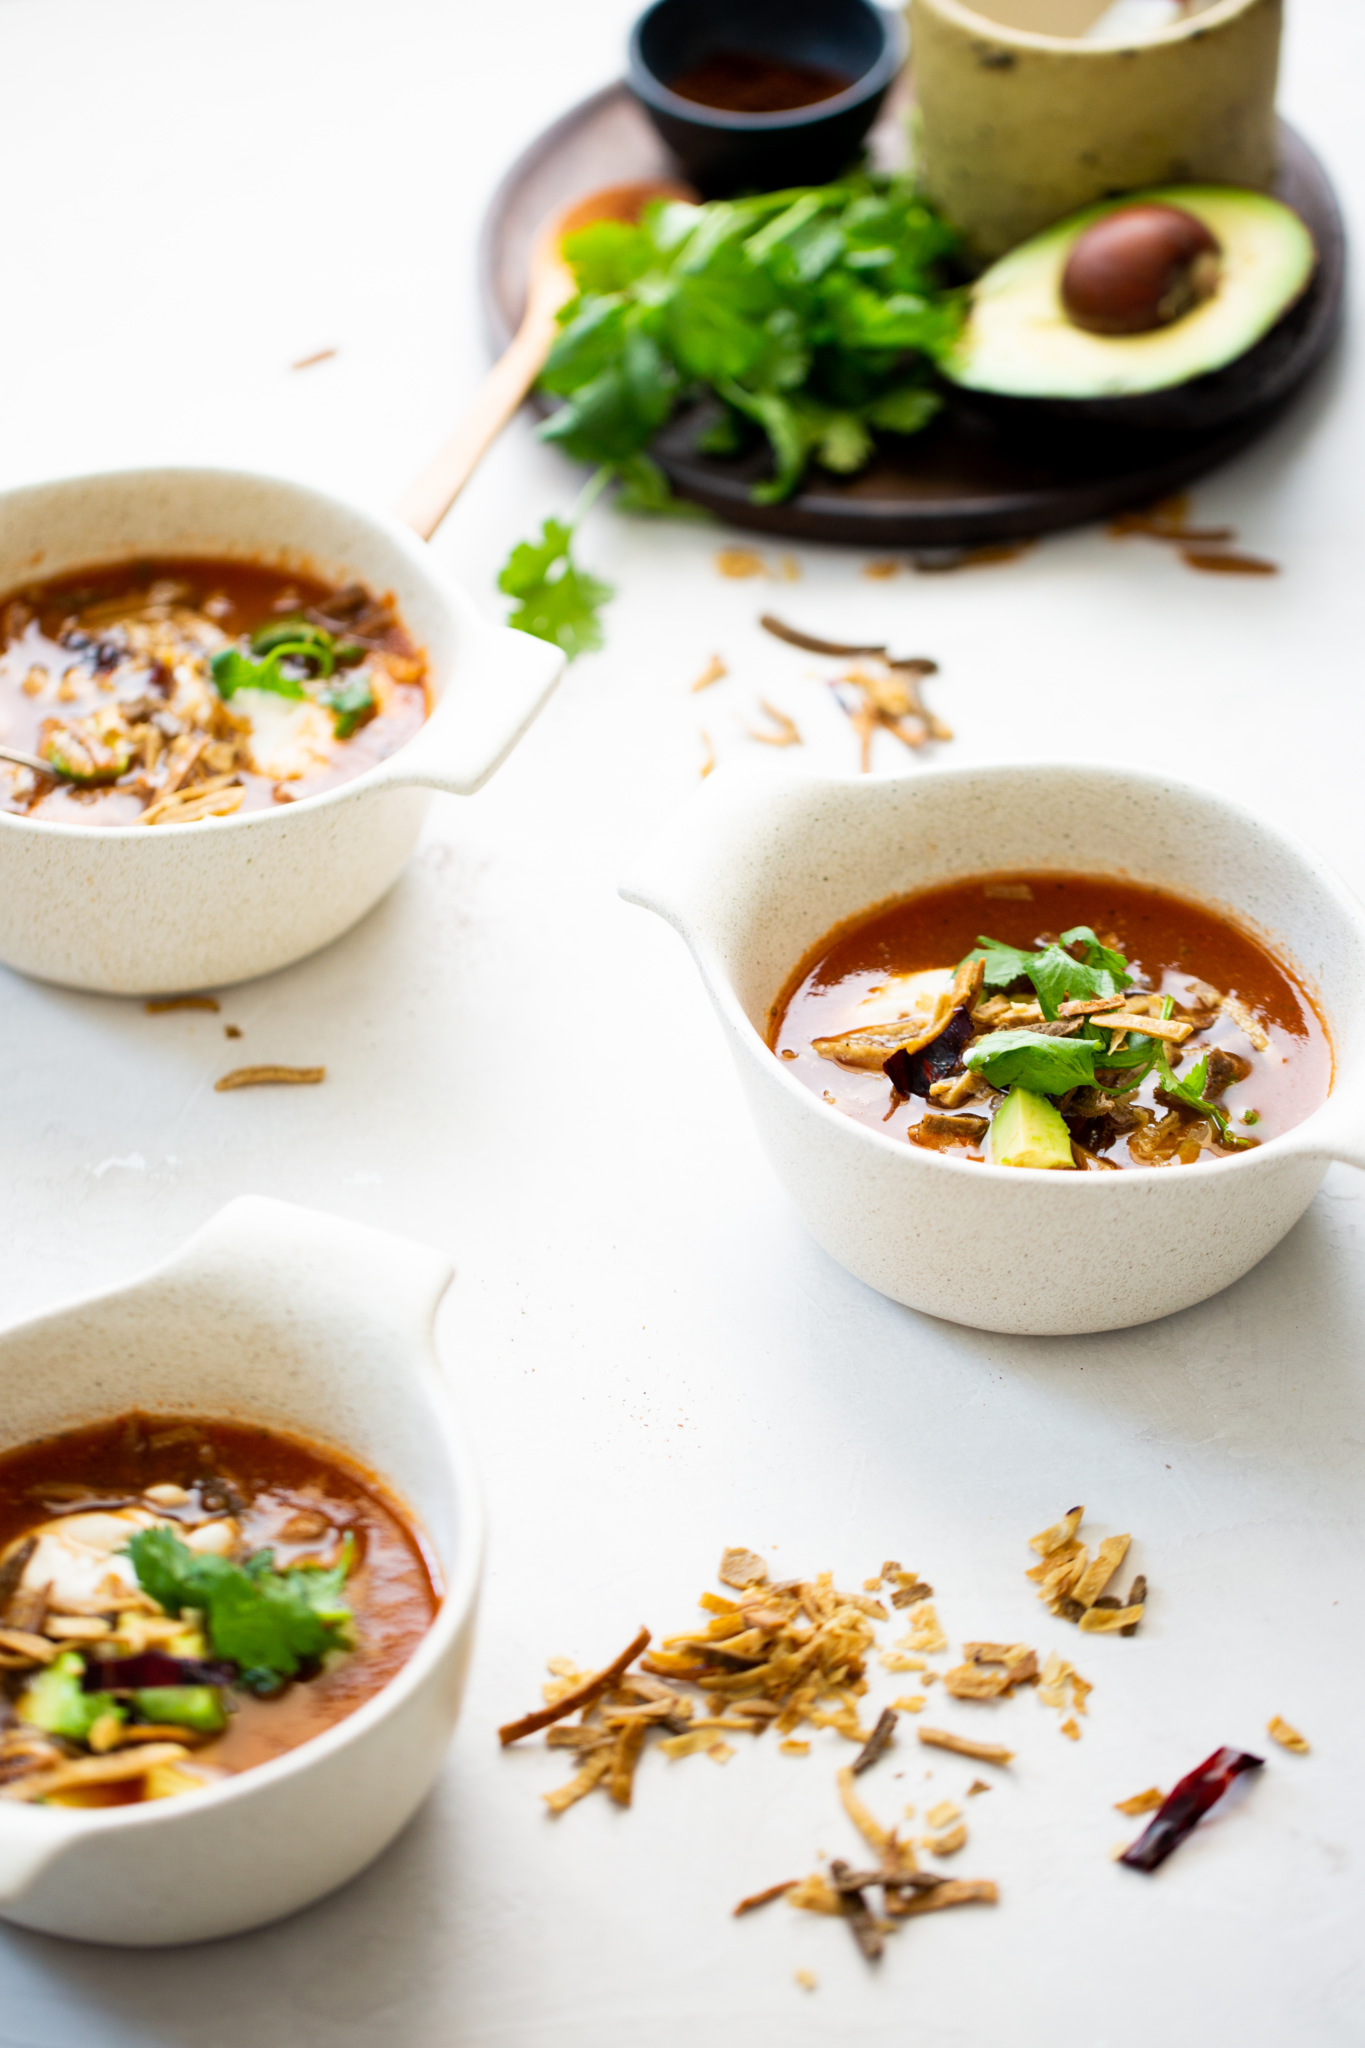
[1120, 1746, 1263, 1872]
[883, 1006, 974, 1100]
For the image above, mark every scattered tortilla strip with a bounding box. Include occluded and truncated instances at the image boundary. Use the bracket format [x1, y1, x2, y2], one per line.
[1072, 1535, 1131, 1609]
[745, 699, 802, 748]
[733, 1880, 797, 1916]
[1115, 1787, 1165, 1816]
[1181, 549, 1277, 577]
[780, 1739, 810, 1755]
[690, 654, 727, 692]
[904, 1603, 947, 1654]
[214, 1065, 325, 1092]
[851, 1707, 897, 1776]
[699, 729, 715, 779]
[837, 1765, 893, 1859]
[1078, 1603, 1144, 1634]
[926, 1800, 960, 1829]
[923, 1822, 967, 1855]
[717, 1548, 768, 1590]
[892, 1694, 926, 1713]
[794, 1969, 818, 1991]
[1267, 1716, 1309, 1754]
[607, 1721, 647, 1806]
[543, 1749, 613, 1815]
[881, 1650, 930, 1672]
[918, 1728, 1013, 1766]
[759, 615, 885, 657]
[1095, 1013, 1192, 1043]
[887, 1879, 998, 1917]
[660, 1727, 730, 1760]
[1059, 1717, 1081, 1741]
[1, 1742, 189, 1802]
[708, 1741, 735, 1764]
[500, 1626, 651, 1744]
[787, 1872, 841, 1915]
[830, 1860, 884, 1959]
[145, 995, 220, 1013]
[1030, 1507, 1084, 1556]
[966, 1779, 991, 1796]
[716, 549, 765, 579]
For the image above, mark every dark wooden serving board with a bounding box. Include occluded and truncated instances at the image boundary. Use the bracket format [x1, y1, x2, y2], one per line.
[478, 85, 1344, 546]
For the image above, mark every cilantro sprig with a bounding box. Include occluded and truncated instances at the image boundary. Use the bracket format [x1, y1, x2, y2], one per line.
[209, 616, 377, 737]
[127, 1527, 355, 1694]
[497, 466, 615, 661]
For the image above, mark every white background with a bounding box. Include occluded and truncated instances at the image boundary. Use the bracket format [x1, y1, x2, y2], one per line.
[0, 1, 1361, 2042]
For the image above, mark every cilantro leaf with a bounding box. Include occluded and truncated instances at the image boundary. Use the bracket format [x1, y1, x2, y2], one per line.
[1025, 944, 1125, 1020]
[322, 672, 375, 739]
[497, 516, 612, 661]
[965, 1029, 1099, 1095]
[1154, 1043, 1255, 1148]
[127, 1527, 354, 1683]
[964, 938, 1037, 992]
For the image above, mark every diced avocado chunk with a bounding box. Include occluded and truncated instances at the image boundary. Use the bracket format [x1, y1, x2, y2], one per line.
[133, 1686, 228, 1734]
[18, 1651, 124, 1742]
[987, 1088, 1077, 1171]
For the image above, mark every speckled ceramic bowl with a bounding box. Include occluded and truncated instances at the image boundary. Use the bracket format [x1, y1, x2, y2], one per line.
[0, 1197, 481, 1946]
[622, 762, 1365, 1334]
[0, 466, 564, 995]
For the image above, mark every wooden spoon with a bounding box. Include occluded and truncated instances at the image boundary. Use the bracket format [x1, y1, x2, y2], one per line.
[396, 178, 694, 542]
[0, 742, 62, 779]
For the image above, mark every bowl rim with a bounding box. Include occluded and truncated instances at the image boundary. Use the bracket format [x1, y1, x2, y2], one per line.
[0, 461, 476, 844]
[627, 0, 904, 133]
[0, 1243, 483, 1846]
[688, 759, 1365, 1188]
[914, 0, 1266, 60]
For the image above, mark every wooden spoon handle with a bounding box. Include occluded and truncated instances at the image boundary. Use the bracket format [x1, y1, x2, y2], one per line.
[395, 285, 569, 542]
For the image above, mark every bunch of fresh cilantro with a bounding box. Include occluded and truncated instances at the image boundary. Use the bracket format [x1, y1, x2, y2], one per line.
[497, 176, 963, 659]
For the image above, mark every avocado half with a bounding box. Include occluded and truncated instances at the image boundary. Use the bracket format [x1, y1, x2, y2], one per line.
[942, 186, 1317, 435]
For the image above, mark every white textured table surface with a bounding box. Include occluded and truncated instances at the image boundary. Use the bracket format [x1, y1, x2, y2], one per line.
[0, 2, 1362, 2042]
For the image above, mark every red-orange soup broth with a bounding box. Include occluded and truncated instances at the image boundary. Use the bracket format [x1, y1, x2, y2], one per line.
[0, 1414, 440, 1806]
[770, 874, 1331, 1169]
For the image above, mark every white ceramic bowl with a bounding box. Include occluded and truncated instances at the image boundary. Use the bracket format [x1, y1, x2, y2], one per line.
[622, 762, 1365, 1335]
[0, 465, 565, 994]
[0, 1196, 481, 1946]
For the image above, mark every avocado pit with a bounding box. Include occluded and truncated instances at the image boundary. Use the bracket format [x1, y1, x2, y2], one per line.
[1061, 203, 1222, 336]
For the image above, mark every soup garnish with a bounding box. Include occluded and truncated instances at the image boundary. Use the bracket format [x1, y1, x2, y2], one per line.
[0, 560, 429, 827]
[771, 875, 1331, 1170]
[0, 1414, 439, 1805]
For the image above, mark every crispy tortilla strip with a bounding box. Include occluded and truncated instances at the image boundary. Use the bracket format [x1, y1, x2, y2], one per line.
[887, 1879, 998, 1917]
[543, 1748, 613, 1814]
[759, 614, 886, 657]
[1096, 1013, 1192, 1043]
[1057, 994, 1125, 1017]
[545, 1726, 614, 1753]
[904, 1602, 947, 1653]
[918, 1728, 1013, 1766]
[145, 996, 221, 1013]
[923, 1822, 967, 1855]
[812, 1001, 950, 1072]
[1030, 1507, 1084, 1556]
[214, 1065, 325, 1091]
[0, 1629, 57, 1664]
[708, 1741, 735, 1764]
[891, 1694, 926, 1713]
[949, 956, 986, 1011]
[1115, 1786, 1165, 1816]
[787, 1872, 842, 1915]
[1059, 1717, 1081, 1741]
[733, 1879, 798, 1916]
[1267, 1715, 1309, 1754]
[850, 1706, 897, 1776]
[1222, 994, 1272, 1052]
[926, 1799, 961, 1828]
[944, 1663, 1014, 1701]
[746, 699, 802, 748]
[1, 1742, 189, 1801]
[1078, 1603, 1144, 1634]
[779, 1739, 810, 1755]
[718, 1548, 768, 1590]
[500, 1626, 651, 1744]
[690, 654, 726, 692]
[606, 1720, 647, 1806]
[829, 1861, 883, 1960]
[1072, 1535, 1131, 1608]
[837, 1765, 893, 1860]
[660, 1727, 729, 1759]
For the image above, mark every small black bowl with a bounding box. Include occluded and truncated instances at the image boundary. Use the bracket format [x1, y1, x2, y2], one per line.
[628, 0, 904, 199]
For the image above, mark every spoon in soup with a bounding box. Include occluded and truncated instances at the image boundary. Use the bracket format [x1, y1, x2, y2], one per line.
[396, 178, 694, 541]
[0, 742, 66, 779]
